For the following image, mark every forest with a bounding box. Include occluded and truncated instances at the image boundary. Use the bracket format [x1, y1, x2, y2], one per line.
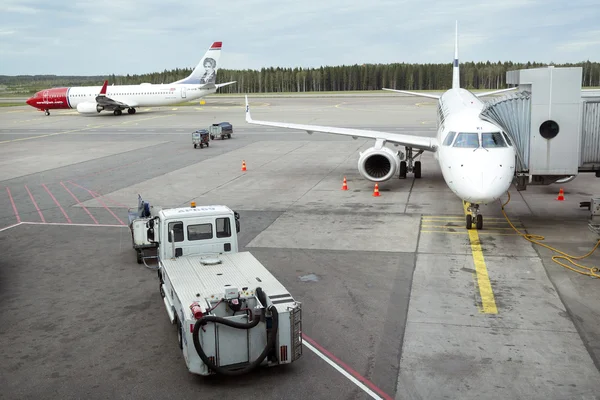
[1, 60, 599, 95]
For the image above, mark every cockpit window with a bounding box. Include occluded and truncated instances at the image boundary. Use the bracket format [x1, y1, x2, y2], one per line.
[452, 132, 479, 148]
[482, 132, 507, 148]
[443, 131, 457, 146]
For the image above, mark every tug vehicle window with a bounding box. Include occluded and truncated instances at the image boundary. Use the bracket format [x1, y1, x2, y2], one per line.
[216, 217, 231, 238]
[168, 222, 184, 242]
[188, 223, 213, 241]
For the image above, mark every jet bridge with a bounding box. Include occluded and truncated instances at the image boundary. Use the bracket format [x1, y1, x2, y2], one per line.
[479, 66, 600, 191]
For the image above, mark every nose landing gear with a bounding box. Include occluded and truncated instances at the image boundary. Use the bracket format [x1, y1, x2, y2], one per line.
[44, 109, 50, 116]
[465, 203, 483, 230]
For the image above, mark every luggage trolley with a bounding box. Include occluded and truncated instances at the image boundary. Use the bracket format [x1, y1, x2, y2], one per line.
[192, 129, 210, 149]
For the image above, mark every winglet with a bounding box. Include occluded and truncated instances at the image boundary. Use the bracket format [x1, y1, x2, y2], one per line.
[100, 80, 108, 95]
[245, 95, 252, 122]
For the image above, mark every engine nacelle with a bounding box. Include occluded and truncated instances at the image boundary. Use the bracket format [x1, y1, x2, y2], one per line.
[76, 102, 103, 114]
[357, 146, 401, 182]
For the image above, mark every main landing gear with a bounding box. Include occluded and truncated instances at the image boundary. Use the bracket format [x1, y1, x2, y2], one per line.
[112, 108, 135, 116]
[465, 203, 483, 230]
[399, 147, 423, 179]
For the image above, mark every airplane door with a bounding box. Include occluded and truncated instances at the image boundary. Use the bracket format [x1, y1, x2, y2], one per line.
[43, 90, 49, 102]
[181, 87, 186, 98]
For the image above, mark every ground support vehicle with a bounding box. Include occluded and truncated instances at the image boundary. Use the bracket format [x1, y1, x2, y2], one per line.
[192, 129, 210, 149]
[128, 195, 160, 265]
[160, 251, 303, 376]
[208, 122, 233, 140]
[130, 197, 303, 376]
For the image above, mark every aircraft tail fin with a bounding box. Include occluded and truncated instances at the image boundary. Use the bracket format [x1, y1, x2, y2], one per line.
[452, 21, 460, 89]
[172, 42, 223, 85]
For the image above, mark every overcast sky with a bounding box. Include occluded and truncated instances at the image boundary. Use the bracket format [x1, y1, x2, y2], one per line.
[1, 0, 599, 76]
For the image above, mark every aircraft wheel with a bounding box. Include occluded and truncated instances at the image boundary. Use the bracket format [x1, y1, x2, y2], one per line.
[128, 108, 135, 114]
[206, 142, 209, 147]
[414, 161, 422, 178]
[194, 144, 197, 149]
[399, 161, 407, 179]
[476, 215, 483, 230]
[466, 214, 472, 229]
[45, 110, 50, 116]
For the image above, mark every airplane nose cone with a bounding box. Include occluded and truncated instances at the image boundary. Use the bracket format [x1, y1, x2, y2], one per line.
[26, 97, 35, 106]
[456, 150, 514, 203]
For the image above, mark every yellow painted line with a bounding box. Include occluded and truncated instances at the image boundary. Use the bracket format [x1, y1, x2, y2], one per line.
[463, 201, 498, 314]
[422, 224, 517, 230]
[6, 109, 25, 113]
[422, 218, 511, 222]
[421, 230, 519, 236]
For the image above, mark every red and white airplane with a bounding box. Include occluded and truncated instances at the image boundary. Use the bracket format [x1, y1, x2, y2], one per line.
[25, 42, 235, 116]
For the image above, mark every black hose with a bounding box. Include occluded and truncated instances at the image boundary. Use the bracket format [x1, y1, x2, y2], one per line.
[192, 304, 279, 376]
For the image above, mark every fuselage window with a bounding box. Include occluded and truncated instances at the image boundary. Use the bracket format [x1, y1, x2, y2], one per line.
[443, 131, 457, 146]
[482, 132, 507, 148]
[452, 132, 479, 148]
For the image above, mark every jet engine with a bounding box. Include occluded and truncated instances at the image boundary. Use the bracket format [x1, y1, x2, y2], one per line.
[76, 102, 103, 114]
[357, 146, 401, 182]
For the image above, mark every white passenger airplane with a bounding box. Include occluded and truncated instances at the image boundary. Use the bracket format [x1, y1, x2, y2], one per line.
[26, 42, 236, 116]
[244, 22, 519, 230]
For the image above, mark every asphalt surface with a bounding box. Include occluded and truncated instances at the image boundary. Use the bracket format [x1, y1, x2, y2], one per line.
[1, 96, 599, 400]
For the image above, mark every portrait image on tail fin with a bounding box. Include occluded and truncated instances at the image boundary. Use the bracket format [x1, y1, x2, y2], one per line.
[200, 57, 217, 84]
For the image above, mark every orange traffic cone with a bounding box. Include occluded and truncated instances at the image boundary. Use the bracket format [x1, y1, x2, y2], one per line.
[342, 177, 348, 191]
[241, 160, 247, 171]
[373, 183, 380, 197]
[557, 188, 565, 201]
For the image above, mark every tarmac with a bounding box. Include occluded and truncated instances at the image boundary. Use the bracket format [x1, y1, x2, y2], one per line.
[1, 95, 599, 400]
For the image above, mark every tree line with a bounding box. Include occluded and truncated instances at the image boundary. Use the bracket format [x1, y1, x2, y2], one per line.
[2, 60, 599, 94]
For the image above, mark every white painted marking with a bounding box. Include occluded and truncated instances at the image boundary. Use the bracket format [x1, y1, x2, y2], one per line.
[0, 222, 22, 232]
[303, 341, 383, 400]
[20, 221, 127, 228]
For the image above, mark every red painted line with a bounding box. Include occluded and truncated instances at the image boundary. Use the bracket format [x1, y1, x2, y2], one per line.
[42, 184, 72, 223]
[67, 181, 128, 208]
[66, 182, 125, 225]
[60, 182, 98, 224]
[6, 187, 21, 223]
[302, 333, 393, 400]
[24, 185, 46, 223]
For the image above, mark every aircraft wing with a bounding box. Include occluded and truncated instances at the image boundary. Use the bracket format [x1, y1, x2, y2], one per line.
[244, 95, 438, 152]
[95, 80, 137, 108]
[475, 87, 518, 97]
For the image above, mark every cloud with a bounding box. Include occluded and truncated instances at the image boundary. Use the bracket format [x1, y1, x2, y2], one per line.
[0, 0, 599, 75]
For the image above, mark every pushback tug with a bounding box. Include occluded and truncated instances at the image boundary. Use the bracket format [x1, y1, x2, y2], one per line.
[128, 195, 303, 376]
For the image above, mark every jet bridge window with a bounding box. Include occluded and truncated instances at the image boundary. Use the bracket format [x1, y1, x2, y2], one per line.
[452, 132, 479, 148]
[187, 223, 213, 241]
[168, 221, 184, 243]
[216, 217, 231, 238]
[482, 132, 507, 148]
[443, 131, 457, 146]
